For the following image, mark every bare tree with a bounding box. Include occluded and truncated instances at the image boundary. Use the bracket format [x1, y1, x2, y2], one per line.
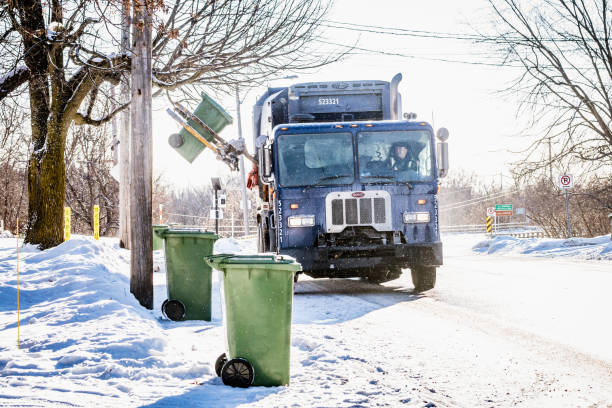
[0, 0, 340, 249]
[65, 123, 119, 236]
[483, 0, 612, 177]
[518, 172, 611, 237]
[0, 99, 29, 232]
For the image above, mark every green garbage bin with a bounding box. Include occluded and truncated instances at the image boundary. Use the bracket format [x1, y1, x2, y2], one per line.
[169, 91, 233, 163]
[205, 254, 302, 388]
[152, 224, 169, 251]
[156, 229, 218, 321]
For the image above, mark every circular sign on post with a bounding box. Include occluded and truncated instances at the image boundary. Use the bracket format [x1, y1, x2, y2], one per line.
[559, 174, 573, 189]
[486, 207, 496, 217]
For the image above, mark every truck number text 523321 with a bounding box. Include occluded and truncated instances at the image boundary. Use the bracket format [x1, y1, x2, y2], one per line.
[318, 97, 339, 105]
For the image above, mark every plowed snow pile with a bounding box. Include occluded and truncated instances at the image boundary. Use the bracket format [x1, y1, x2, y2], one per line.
[473, 234, 612, 260]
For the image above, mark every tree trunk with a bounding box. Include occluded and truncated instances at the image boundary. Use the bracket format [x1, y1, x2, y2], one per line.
[129, 1, 153, 309]
[20, 0, 60, 249]
[26, 121, 67, 249]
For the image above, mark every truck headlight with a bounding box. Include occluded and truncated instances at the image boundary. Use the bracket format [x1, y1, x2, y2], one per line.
[288, 215, 315, 227]
[403, 212, 430, 223]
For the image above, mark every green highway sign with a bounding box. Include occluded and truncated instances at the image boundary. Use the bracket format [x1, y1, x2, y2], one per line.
[495, 204, 513, 211]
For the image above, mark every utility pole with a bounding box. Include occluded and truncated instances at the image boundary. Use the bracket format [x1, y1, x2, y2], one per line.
[129, 1, 153, 309]
[235, 86, 250, 236]
[119, 0, 131, 249]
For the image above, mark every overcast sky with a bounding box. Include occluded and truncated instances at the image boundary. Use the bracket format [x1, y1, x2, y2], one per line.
[151, 0, 532, 190]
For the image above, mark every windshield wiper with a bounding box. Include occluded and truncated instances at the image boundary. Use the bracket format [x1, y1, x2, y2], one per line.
[302, 174, 353, 191]
[361, 175, 395, 180]
[360, 175, 413, 189]
[317, 174, 352, 182]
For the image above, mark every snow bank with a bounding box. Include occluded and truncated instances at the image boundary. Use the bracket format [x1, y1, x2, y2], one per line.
[473, 234, 612, 260]
[214, 236, 257, 254]
[0, 230, 13, 238]
[0, 236, 222, 406]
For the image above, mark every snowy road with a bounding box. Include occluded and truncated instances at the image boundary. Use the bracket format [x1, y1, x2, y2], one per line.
[283, 235, 612, 407]
[1, 234, 611, 407]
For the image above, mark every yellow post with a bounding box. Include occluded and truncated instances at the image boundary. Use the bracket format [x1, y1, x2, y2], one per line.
[16, 217, 20, 349]
[64, 207, 71, 241]
[486, 216, 493, 234]
[93, 205, 100, 240]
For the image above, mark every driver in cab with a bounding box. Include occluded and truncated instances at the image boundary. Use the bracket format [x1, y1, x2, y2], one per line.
[387, 141, 417, 172]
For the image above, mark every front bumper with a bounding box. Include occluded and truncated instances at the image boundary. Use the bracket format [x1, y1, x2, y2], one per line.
[281, 241, 442, 277]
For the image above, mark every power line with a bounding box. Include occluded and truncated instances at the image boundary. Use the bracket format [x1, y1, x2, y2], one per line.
[315, 39, 522, 68]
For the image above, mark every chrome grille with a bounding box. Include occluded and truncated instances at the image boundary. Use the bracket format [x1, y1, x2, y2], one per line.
[326, 191, 392, 232]
[374, 197, 386, 223]
[359, 198, 372, 224]
[331, 199, 343, 225]
[345, 199, 358, 224]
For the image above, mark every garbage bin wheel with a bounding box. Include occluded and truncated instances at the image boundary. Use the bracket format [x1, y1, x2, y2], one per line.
[221, 358, 254, 388]
[163, 299, 186, 321]
[215, 353, 227, 377]
[161, 299, 169, 317]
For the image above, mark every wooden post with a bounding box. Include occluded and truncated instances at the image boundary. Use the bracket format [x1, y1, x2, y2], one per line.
[129, 1, 153, 309]
[119, 0, 131, 249]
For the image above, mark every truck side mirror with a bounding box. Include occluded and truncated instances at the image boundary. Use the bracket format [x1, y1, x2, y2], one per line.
[263, 145, 273, 179]
[436, 128, 449, 178]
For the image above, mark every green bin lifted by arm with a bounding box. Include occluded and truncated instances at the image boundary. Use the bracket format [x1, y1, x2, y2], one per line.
[168, 91, 233, 163]
[205, 254, 301, 388]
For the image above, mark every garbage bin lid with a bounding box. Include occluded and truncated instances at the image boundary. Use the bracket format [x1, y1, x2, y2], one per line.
[205, 254, 301, 270]
[160, 228, 218, 239]
[153, 224, 169, 228]
[200, 91, 233, 124]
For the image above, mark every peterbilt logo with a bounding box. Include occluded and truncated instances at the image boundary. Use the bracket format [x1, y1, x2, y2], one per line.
[351, 192, 365, 198]
[332, 82, 349, 89]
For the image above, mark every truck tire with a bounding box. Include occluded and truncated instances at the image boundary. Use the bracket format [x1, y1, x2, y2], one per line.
[410, 266, 436, 292]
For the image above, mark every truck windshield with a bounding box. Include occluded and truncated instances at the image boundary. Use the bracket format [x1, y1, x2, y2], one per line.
[357, 130, 434, 183]
[277, 132, 354, 187]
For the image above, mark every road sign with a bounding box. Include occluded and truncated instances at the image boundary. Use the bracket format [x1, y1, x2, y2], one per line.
[218, 194, 227, 208]
[496, 210, 513, 216]
[559, 174, 573, 189]
[486, 207, 496, 217]
[495, 204, 513, 211]
[515, 207, 525, 215]
[209, 209, 224, 219]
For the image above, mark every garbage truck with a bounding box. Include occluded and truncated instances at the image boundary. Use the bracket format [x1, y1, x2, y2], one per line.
[251, 74, 450, 291]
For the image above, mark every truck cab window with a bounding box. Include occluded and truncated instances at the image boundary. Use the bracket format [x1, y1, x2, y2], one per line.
[357, 130, 433, 183]
[277, 132, 354, 187]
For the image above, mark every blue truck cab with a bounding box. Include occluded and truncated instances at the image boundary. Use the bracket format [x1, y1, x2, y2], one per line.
[253, 74, 449, 290]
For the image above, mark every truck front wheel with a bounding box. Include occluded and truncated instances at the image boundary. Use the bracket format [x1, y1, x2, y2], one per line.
[410, 266, 436, 292]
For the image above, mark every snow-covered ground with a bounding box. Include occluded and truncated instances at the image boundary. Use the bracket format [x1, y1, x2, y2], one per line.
[0, 232, 611, 407]
[473, 234, 612, 260]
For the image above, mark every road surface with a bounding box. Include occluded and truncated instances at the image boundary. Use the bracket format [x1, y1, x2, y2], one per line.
[274, 234, 612, 407]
